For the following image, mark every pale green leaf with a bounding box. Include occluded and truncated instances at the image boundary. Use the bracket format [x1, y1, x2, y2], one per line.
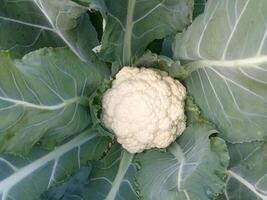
[0, 129, 110, 200]
[136, 123, 229, 200]
[99, 0, 194, 65]
[178, 0, 267, 142]
[0, 0, 99, 60]
[0, 48, 109, 154]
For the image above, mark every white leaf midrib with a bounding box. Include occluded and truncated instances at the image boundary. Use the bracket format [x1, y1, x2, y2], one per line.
[105, 151, 134, 200]
[1, 0, 88, 62]
[198, 55, 267, 68]
[0, 132, 97, 195]
[227, 170, 267, 200]
[33, 0, 87, 62]
[168, 142, 184, 191]
[186, 0, 267, 69]
[221, 0, 251, 59]
[0, 96, 84, 110]
[0, 16, 55, 32]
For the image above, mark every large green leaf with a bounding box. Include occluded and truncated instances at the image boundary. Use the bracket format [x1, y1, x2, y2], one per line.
[82, 144, 138, 200]
[0, 0, 99, 60]
[178, 0, 267, 143]
[0, 129, 110, 200]
[99, 0, 194, 65]
[41, 144, 138, 200]
[0, 0, 63, 58]
[0, 48, 109, 154]
[41, 167, 92, 200]
[219, 142, 267, 200]
[136, 123, 229, 200]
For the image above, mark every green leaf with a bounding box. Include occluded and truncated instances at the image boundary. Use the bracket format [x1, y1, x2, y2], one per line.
[41, 167, 92, 200]
[136, 123, 229, 200]
[193, 0, 206, 19]
[99, 0, 194, 65]
[0, 0, 63, 58]
[161, 35, 175, 58]
[146, 39, 164, 54]
[134, 51, 193, 80]
[219, 142, 267, 200]
[0, 48, 109, 154]
[82, 144, 139, 200]
[0, 0, 99, 60]
[160, 32, 184, 60]
[0, 129, 110, 200]
[71, 0, 106, 11]
[178, 0, 267, 143]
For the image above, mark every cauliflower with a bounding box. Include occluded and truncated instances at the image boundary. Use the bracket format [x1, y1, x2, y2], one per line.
[101, 67, 186, 153]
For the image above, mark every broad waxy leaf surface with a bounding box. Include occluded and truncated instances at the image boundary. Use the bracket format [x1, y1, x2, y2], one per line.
[0, 48, 109, 154]
[220, 142, 267, 200]
[42, 167, 92, 200]
[0, 130, 110, 200]
[136, 124, 229, 200]
[99, 0, 194, 65]
[0, 0, 98, 60]
[83, 144, 138, 200]
[179, 0, 267, 143]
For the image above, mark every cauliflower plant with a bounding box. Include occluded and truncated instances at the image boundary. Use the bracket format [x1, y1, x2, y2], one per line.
[101, 67, 186, 153]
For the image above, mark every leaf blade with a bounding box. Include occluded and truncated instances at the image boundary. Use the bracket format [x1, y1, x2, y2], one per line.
[178, 0, 267, 142]
[220, 142, 267, 200]
[0, 48, 109, 154]
[0, 0, 99, 60]
[0, 129, 110, 200]
[99, 0, 194, 65]
[83, 144, 138, 200]
[136, 123, 229, 200]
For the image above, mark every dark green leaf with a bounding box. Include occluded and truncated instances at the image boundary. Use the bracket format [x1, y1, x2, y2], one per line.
[161, 35, 175, 58]
[146, 39, 163, 54]
[99, 0, 194, 65]
[193, 0, 206, 19]
[42, 167, 92, 200]
[0, 0, 99, 60]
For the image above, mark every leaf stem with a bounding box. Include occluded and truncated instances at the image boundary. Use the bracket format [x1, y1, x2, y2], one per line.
[123, 0, 136, 65]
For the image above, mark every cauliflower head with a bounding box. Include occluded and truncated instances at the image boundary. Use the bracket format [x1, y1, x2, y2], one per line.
[101, 67, 186, 153]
